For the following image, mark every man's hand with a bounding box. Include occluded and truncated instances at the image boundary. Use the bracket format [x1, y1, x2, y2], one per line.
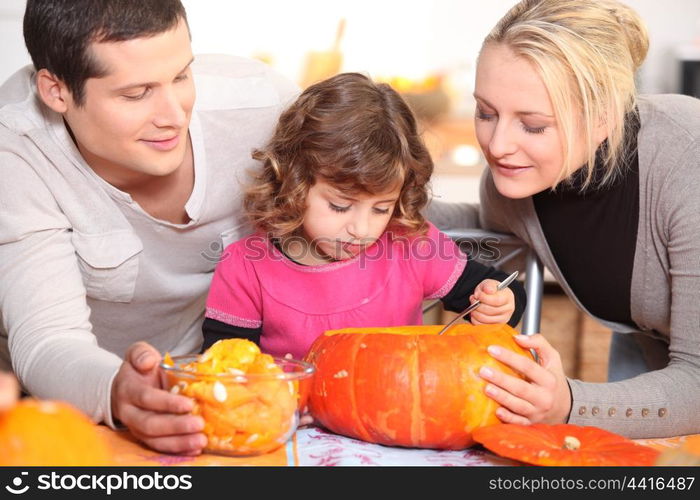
[0, 372, 19, 412]
[111, 342, 206, 455]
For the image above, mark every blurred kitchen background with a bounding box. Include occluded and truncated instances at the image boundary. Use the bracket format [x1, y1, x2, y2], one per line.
[2, 0, 700, 380]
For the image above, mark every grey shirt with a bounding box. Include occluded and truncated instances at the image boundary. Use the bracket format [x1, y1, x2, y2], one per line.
[428, 94, 700, 438]
[0, 54, 298, 425]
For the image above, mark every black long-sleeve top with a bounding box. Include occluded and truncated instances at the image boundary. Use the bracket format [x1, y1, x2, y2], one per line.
[533, 113, 640, 327]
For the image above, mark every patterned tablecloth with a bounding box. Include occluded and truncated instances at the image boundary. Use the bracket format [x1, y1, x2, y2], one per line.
[98, 425, 692, 467]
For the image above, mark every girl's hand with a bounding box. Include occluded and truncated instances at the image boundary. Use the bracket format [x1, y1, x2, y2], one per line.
[478, 334, 572, 425]
[284, 353, 315, 428]
[470, 278, 515, 325]
[299, 407, 315, 428]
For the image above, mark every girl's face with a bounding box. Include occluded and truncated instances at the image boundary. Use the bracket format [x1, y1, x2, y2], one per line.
[474, 43, 588, 199]
[292, 179, 400, 264]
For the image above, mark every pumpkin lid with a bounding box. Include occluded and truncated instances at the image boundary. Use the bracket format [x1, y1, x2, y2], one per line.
[473, 423, 660, 466]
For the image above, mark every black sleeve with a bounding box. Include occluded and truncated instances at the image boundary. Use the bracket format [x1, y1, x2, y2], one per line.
[201, 318, 262, 353]
[440, 260, 527, 328]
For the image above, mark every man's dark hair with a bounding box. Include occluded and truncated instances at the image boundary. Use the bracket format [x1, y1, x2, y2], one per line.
[23, 0, 188, 106]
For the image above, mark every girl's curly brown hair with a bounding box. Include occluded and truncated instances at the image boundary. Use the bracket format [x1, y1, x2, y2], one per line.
[245, 72, 434, 239]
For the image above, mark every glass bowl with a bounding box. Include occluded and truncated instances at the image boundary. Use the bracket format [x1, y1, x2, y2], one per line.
[160, 354, 314, 456]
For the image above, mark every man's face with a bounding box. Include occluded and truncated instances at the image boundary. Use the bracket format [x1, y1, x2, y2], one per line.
[62, 17, 195, 188]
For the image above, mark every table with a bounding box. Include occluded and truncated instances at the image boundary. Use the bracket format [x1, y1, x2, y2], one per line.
[99, 426, 693, 467]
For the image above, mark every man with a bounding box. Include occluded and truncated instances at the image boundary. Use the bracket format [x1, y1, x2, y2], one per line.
[0, 0, 297, 454]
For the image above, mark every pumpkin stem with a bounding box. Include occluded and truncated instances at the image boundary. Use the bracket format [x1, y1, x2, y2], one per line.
[562, 435, 581, 450]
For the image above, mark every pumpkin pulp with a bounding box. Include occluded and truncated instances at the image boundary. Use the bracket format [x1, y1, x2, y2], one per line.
[163, 339, 300, 456]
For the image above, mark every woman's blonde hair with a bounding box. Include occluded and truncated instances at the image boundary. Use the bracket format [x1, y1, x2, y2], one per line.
[245, 72, 434, 239]
[483, 0, 649, 188]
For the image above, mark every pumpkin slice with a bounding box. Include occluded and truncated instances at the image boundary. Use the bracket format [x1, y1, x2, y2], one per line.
[473, 423, 660, 466]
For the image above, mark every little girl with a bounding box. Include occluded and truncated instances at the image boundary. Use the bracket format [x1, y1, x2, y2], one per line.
[202, 73, 526, 359]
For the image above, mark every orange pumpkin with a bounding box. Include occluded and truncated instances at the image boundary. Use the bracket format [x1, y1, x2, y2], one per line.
[304, 323, 530, 449]
[656, 435, 700, 466]
[473, 423, 660, 466]
[0, 399, 112, 466]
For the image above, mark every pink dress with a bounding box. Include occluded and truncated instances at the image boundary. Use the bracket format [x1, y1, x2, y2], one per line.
[205, 222, 467, 359]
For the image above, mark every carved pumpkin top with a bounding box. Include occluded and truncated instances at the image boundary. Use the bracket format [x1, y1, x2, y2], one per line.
[473, 423, 660, 466]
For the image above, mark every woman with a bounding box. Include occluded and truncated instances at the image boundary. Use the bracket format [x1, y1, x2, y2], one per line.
[431, 0, 700, 438]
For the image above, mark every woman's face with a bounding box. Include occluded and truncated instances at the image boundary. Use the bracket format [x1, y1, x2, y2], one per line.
[474, 43, 586, 199]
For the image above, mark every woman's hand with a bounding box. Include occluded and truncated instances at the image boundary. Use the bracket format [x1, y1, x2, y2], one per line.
[470, 278, 515, 325]
[478, 334, 572, 425]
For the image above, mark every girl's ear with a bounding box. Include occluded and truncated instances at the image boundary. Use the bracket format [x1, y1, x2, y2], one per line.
[35, 69, 70, 113]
